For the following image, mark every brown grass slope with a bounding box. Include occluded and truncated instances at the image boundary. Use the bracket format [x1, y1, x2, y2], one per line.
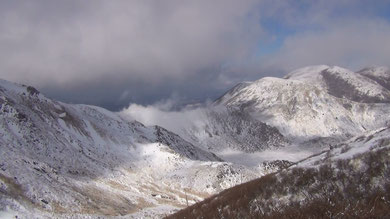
[167, 147, 390, 219]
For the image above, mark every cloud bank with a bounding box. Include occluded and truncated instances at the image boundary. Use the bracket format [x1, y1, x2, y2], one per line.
[119, 99, 208, 137]
[0, 0, 389, 109]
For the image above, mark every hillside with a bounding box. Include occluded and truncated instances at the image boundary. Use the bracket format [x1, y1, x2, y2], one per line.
[168, 126, 390, 218]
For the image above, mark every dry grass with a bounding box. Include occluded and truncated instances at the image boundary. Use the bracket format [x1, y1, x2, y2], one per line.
[71, 185, 137, 216]
[51, 201, 68, 214]
[105, 180, 131, 191]
[0, 173, 25, 199]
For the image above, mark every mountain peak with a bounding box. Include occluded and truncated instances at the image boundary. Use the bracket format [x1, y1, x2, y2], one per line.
[283, 65, 356, 82]
[283, 65, 330, 80]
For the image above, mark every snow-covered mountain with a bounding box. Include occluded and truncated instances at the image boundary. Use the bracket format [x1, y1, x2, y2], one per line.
[169, 65, 390, 170]
[214, 65, 390, 142]
[123, 64, 390, 173]
[0, 79, 261, 218]
[1, 64, 390, 218]
[168, 65, 390, 218]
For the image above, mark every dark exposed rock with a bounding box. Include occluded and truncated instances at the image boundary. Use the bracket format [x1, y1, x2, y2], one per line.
[15, 112, 27, 122]
[27, 86, 40, 96]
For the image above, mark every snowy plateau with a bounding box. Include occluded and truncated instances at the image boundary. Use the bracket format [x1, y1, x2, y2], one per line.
[1, 65, 390, 218]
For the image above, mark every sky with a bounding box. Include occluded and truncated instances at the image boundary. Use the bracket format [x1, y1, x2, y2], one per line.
[1, 0, 390, 110]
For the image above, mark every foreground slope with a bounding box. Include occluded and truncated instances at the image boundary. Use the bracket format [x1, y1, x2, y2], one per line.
[0, 79, 260, 218]
[168, 126, 390, 218]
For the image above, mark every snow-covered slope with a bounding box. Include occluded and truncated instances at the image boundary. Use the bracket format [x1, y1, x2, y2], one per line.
[215, 65, 390, 142]
[0, 79, 261, 218]
[286, 65, 390, 103]
[169, 125, 390, 218]
[182, 109, 288, 153]
[358, 66, 390, 91]
[214, 82, 252, 105]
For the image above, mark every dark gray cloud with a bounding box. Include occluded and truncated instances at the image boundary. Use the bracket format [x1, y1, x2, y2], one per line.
[42, 67, 228, 110]
[0, 0, 263, 109]
[1, 0, 389, 110]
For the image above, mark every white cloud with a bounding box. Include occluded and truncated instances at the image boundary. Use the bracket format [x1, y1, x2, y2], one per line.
[263, 19, 390, 72]
[119, 99, 208, 137]
[0, 0, 261, 87]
